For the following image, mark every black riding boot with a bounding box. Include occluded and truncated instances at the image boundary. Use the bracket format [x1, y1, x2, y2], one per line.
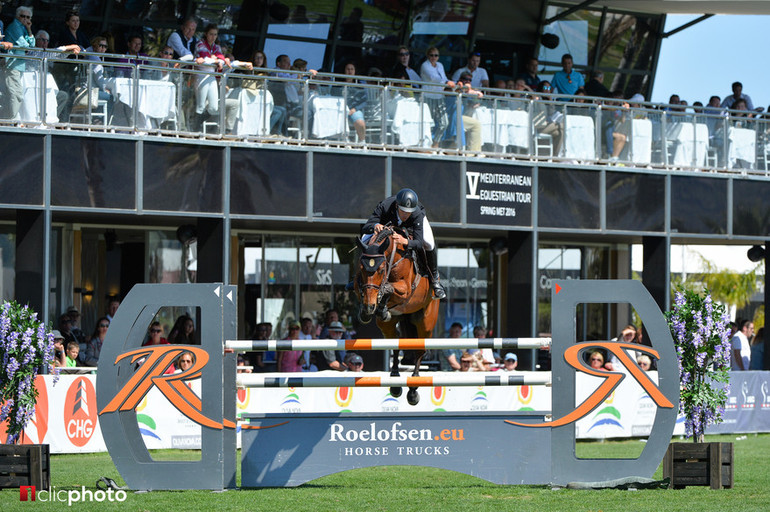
[426, 249, 446, 299]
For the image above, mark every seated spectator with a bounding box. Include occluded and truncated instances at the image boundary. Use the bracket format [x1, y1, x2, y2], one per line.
[193, 24, 229, 132]
[459, 351, 474, 371]
[502, 353, 518, 371]
[57, 10, 90, 51]
[345, 353, 364, 372]
[338, 61, 367, 141]
[721, 81, 755, 111]
[177, 351, 196, 373]
[236, 353, 252, 373]
[245, 49, 287, 135]
[154, 45, 179, 81]
[584, 71, 611, 98]
[490, 79, 508, 96]
[250, 321, 276, 372]
[58, 314, 79, 356]
[313, 320, 347, 371]
[551, 54, 584, 98]
[167, 314, 196, 344]
[588, 349, 608, 371]
[277, 320, 304, 372]
[516, 57, 541, 90]
[440, 322, 463, 371]
[83, 316, 110, 366]
[143, 321, 169, 346]
[65, 341, 80, 367]
[605, 92, 630, 162]
[52, 330, 66, 368]
[451, 51, 489, 88]
[118, 34, 150, 77]
[532, 80, 563, 154]
[390, 46, 421, 84]
[636, 354, 652, 371]
[29, 30, 76, 120]
[67, 306, 87, 346]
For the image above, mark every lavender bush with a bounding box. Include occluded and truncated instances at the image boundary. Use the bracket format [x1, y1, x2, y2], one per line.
[0, 301, 56, 444]
[665, 288, 731, 442]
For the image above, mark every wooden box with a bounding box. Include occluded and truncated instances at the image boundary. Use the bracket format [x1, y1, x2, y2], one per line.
[663, 442, 733, 489]
[0, 444, 50, 489]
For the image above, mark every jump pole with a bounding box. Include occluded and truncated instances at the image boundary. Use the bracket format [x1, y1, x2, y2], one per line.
[225, 337, 551, 352]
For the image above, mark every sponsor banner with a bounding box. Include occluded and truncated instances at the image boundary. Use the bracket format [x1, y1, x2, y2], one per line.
[465, 163, 532, 226]
[242, 412, 552, 487]
[16, 371, 770, 453]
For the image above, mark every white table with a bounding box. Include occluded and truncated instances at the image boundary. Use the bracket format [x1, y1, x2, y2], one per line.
[667, 122, 709, 166]
[390, 97, 434, 147]
[728, 126, 756, 168]
[472, 106, 529, 149]
[311, 96, 347, 139]
[564, 114, 595, 160]
[20, 71, 59, 123]
[233, 88, 273, 136]
[629, 118, 652, 164]
[106, 77, 177, 129]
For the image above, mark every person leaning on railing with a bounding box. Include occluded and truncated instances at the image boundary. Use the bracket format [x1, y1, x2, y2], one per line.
[192, 23, 229, 132]
[2, 6, 37, 120]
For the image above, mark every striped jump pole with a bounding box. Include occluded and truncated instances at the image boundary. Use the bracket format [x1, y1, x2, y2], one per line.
[236, 371, 551, 389]
[226, 337, 551, 352]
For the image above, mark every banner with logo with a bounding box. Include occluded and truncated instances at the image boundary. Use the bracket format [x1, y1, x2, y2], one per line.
[6, 371, 770, 453]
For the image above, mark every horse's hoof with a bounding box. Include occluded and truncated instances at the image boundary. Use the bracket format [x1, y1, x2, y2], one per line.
[407, 388, 420, 406]
[380, 310, 391, 322]
[390, 387, 402, 398]
[359, 311, 372, 324]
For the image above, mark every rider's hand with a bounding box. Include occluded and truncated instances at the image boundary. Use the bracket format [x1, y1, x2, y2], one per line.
[392, 234, 408, 246]
[373, 223, 384, 234]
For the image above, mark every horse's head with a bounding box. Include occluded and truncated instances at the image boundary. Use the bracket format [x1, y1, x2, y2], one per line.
[355, 229, 393, 317]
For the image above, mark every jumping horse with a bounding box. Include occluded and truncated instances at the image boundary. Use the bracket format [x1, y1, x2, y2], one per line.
[354, 226, 439, 405]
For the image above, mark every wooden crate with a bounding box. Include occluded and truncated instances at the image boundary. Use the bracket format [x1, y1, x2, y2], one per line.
[0, 444, 50, 489]
[663, 442, 733, 489]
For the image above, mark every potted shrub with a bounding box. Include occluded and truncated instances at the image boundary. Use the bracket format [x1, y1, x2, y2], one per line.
[0, 301, 56, 489]
[663, 288, 733, 489]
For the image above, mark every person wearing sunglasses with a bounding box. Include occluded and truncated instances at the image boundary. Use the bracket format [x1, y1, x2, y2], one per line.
[390, 46, 421, 83]
[1, 6, 37, 120]
[83, 317, 111, 366]
[419, 46, 453, 147]
[451, 51, 489, 88]
[551, 53, 584, 98]
[143, 321, 169, 346]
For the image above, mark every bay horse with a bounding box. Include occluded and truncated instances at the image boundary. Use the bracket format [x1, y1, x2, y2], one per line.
[354, 226, 439, 405]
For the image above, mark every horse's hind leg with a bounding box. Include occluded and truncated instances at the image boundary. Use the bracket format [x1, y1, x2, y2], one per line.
[389, 348, 402, 398]
[406, 350, 425, 406]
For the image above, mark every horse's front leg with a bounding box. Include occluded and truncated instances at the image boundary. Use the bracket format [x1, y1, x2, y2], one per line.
[389, 349, 402, 398]
[406, 350, 426, 406]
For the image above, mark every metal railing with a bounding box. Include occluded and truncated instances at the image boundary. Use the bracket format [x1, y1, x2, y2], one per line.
[1, 48, 768, 176]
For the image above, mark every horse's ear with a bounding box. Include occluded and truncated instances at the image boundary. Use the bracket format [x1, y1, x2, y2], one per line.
[379, 237, 390, 253]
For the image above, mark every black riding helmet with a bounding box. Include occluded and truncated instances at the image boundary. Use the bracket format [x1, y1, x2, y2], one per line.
[396, 188, 418, 213]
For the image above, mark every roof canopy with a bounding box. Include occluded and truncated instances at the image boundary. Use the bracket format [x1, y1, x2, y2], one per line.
[557, 1, 770, 15]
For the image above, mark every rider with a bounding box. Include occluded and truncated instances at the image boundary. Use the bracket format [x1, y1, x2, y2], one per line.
[361, 188, 446, 300]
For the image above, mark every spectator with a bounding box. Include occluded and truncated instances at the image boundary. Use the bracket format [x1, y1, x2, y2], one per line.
[83, 316, 110, 366]
[345, 353, 364, 372]
[551, 54, 584, 98]
[193, 24, 229, 132]
[473, 325, 497, 363]
[247, 50, 287, 135]
[105, 298, 120, 323]
[122, 34, 150, 71]
[154, 45, 178, 81]
[318, 309, 340, 339]
[584, 71, 611, 98]
[299, 311, 316, 371]
[390, 46, 421, 83]
[451, 51, 489, 88]
[251, 321, 276, 372]
[30, 30, 76, 120]
[58, 314, 78, 356]
[66, 306, 87, 346]
[65, 341, 80, 367]
[516, 57, 541, 90]
[1, 6, 36, 120]
[419, 46, 452, 147]
[455, 71, 482, 153]
[167, 314, 196, 344]
[636, 354, 652, 371]
[440, 322, 463, 371]
[52, 330, 66, 368]
[502, 353, 518, 372]
[588, 350, 608, 371]
[177, 351, 195, 372]
[236, 353, 252, 373]
[339, 61, 367, 142]
[459, 351, 473, 371]
[277, 320, 304, 372]
[532, 80, 563, 154]
[731, 318, 753, 370]
[167, 17, 198, 60]
[143, 321, 169, 346]
[721, 81, 755, 111]
[58, 10, 90, 50]
[607, 92, 630, 162]
[749, 327, 765, 370]
[315, 321, 347, 371]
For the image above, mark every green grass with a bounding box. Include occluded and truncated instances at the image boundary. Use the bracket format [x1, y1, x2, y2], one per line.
[2, 434, 769, 511]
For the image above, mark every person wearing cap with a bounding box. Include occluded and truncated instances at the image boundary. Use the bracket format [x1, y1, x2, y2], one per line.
[52, 330, 66, 368]
[345, 352, 364, 372]
[502, 353, 518, 372]
[277, 320, 304, 372]
[314, 321, 347, 371]
[361, 188, 446, 299]
[451, 51, 489, 88]
[65, 306, 87, 347]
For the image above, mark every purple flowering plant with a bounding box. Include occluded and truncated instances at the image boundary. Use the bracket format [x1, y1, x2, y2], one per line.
[665, 288, 731, 442]
[0, 300, 56, 444]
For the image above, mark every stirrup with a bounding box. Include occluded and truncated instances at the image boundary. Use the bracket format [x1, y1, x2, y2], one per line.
[432, 280, 446, 300]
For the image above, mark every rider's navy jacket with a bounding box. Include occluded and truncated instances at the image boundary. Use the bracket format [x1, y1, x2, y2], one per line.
[362, 195, 426, 251]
